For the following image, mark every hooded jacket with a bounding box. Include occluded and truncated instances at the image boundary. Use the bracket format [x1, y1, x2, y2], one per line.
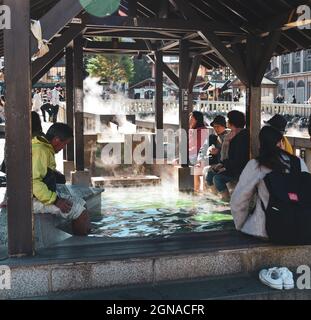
[32, 136, 57, 205]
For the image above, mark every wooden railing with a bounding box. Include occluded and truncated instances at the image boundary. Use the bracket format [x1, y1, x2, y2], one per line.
[126, 99, 311, 117]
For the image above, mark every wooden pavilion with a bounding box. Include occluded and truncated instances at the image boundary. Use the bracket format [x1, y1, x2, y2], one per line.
[2, 0, 311, 257]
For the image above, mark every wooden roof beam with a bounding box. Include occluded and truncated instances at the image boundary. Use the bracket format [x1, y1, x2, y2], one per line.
[31, 0, 91, 55]
[84, 14, 243, 35]
[148, 54, 180, 87]
[32, 24, 85, 81]
[84, 40, 157, 52]
[84, 30, 182, 40]
[188, 55, 202, 91]
[32, 51, 65, 84]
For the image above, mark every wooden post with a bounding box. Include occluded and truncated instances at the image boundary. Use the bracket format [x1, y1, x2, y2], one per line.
[155, 51, 163, 130]
[73, 35, 85, 171]
[4, 0, 34, 256]
[246, 86, 261, 159]
[66, 46, 75, 162]
[155, 50, 164, 163]
[179, 40, 191, 167]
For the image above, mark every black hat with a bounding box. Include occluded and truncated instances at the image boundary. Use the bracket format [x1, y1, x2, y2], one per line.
[264, 114, 287, 133]
[210, 115, 226, 128]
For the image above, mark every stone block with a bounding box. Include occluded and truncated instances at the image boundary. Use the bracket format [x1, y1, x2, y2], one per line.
[71, 170, 91, 187]
[91, 259, 153, 288]
[51, 264, 93, 292]
[0, 267, 50, 299]
[177, 166, 194, 192]
[63, 160, 75, 182]
[154, 253, 243, 282]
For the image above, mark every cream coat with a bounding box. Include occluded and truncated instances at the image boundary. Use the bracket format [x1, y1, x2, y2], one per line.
[230, 158, 309, 239]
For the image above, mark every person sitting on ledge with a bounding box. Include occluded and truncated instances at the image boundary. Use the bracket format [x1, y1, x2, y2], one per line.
[188, 111, 208, 165]
[230, 126, 308, 240]
[197, 115, 228, 167]
[264, 114, 293, 155]
[206, 110, 249, 202]
[32, 123, 90, 236]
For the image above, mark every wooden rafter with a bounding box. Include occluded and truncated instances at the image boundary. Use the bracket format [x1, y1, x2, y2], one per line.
[31, 0, 91, 54]
[32, 24, 85, 81]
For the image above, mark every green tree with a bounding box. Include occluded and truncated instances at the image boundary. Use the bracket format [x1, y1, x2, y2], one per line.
[131, 56, 152, 86]
[86, 54, 134, 83]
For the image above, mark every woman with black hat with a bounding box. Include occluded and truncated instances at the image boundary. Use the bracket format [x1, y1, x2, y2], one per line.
[264, 114, 293, 155]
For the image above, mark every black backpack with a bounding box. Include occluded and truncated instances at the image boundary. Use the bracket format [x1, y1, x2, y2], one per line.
[263, 156, 311, 245]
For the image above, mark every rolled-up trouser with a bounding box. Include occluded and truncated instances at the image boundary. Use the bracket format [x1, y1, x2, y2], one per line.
[33, 195, 86, 221]
[50, 104, 59, 123]
[206, 171, 235, 193]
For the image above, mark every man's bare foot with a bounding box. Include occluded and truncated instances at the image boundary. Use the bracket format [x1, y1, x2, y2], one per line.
[72, 211, 90, 236]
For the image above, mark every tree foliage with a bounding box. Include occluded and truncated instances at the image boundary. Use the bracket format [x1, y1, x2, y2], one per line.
[86, 54, 134, 83]
[130, 56, 152, 86]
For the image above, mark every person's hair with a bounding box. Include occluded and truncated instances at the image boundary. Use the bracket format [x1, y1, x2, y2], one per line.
[257, 126, 291, 172]
[191, 111, 205, 128]
[45, 123, 73, 142]
[227, 110, 245, 128]
[31, 111, 42, 137]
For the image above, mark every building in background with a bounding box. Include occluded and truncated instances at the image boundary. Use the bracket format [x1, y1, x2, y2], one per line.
[270, 50, 311, 103]
[36, 57, 66, 88]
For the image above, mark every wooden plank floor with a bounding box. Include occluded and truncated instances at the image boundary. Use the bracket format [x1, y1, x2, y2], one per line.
[0, 230, 269, 266]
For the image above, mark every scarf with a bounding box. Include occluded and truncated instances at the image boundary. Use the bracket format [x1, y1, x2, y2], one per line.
[220, 128, 243, 161]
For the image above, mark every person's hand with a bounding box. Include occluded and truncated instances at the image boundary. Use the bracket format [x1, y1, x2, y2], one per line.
[55, 198, 72, 214]
[217, 167, 226, 173]
[210, 148, 219, 156]
[195, 162, 201, 168]
[212, 163, 224, 173]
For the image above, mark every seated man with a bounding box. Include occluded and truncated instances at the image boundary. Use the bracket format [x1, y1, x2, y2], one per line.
[206, 111, 250, 202]
[197, 115, 228, 167]
[32, 123, 90, 236]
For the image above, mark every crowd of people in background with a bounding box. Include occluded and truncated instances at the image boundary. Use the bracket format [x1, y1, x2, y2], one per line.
[32, 84, 64, 123]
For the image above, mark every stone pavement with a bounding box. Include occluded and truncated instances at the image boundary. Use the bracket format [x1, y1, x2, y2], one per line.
[29, 273, 311, 300]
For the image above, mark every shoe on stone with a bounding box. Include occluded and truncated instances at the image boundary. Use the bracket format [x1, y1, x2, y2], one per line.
[278, 267, 295, 290]
[259, 267, 283, 290]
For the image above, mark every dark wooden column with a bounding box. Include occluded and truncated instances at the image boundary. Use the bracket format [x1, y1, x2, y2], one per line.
[73, 35, 85, 171]
[155, 50, 164, 162]
[155, 50, 163, 130]
[4, 0, 34, 256]
[246, 86, 261, 158]
[65, 45, 75, 162]
[179, 40, 191, 167]
[245, 32, 280, 158]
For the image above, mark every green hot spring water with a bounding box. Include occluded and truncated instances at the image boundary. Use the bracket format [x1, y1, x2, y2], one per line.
[90, 186, 234, 238]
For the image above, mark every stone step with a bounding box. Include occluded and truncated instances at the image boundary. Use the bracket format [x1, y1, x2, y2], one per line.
[91, 175, 161, 188]
[28, 273, 311, 300]
[1, 231, 311, 299]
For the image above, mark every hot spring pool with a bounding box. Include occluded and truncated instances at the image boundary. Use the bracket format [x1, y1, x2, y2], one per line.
[89, 186, 234, 238]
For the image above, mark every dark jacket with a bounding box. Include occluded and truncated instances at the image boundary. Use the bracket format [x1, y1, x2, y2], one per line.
[222, 129, 250, 178]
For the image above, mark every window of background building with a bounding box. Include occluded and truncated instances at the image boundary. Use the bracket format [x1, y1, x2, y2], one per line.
[281, 54, 290, 74]
[292, 52, 301, 73]
[304, 50, 311, 72]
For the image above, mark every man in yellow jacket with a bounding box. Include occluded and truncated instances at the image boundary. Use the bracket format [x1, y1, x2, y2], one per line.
[32, 123, 90, 235]
[264, 115, 294, 155]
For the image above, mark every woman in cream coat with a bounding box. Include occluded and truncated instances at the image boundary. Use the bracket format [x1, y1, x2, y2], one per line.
[230, 126, 309, 240]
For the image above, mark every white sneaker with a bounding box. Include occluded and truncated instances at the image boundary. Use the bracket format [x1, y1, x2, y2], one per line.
[259, 268, 283, 290]
[278, 267, 295, 290]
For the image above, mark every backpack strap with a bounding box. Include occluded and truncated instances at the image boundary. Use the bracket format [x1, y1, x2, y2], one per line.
[289, 155, 301, 174]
